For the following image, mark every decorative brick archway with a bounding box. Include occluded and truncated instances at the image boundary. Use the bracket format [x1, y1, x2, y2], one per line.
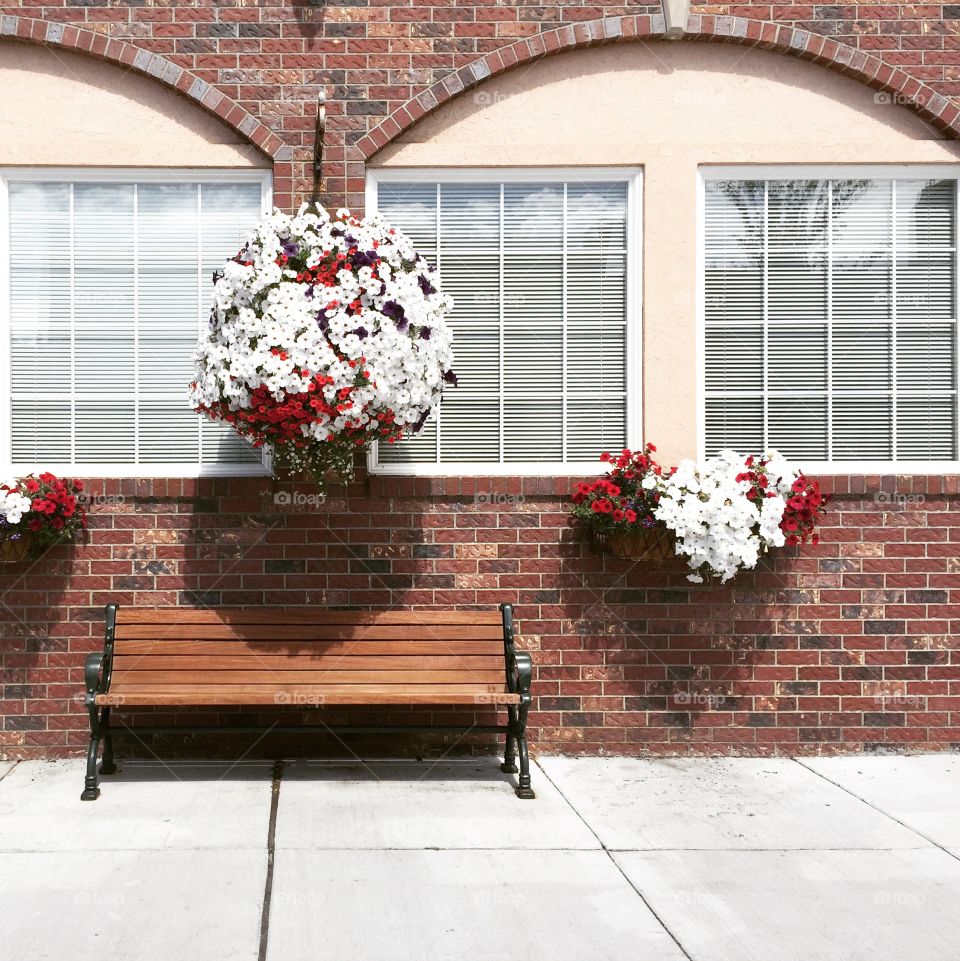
[0, 15, 294, 204]
[354, 12, 960, 165]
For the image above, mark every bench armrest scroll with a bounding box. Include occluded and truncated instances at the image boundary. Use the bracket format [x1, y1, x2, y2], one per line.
[513, 651, 532, 696]
[84, 653, 105, 703]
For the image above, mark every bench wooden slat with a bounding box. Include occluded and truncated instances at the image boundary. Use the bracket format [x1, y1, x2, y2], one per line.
[113, 623, 504, 641]
[113, 640, 505, 657]
[113, 655, 504, 672]
[116, 609, 504, 626]
[96, 689, 520, 706]
[111, 669, 506, 686]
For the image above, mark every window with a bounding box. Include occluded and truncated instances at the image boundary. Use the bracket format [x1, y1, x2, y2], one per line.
[702, 167, 959, 466]
[0, 170, 271, 476]
[367, 169, 641, 473]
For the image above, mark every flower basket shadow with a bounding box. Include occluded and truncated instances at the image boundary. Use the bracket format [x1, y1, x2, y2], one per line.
[593, 526, 676, 563]
[0, 533, 32, 564]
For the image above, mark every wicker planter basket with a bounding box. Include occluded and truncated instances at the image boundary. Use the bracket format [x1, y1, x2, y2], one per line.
[593, 526, 675, 562]
[0, 533, 32, 564]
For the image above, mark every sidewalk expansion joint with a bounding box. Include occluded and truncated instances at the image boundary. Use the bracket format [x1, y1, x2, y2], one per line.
[794, 759, 960, 864]
[257, 758, 285, 961]
[536, 762, 695, 961]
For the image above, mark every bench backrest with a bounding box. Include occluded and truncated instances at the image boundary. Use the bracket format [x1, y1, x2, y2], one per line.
[108, 606, 512, 694]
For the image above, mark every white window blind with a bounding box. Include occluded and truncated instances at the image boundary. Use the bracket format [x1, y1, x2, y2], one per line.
[5, 176, 267, 471]
[704, 175, 958, 462]
[372, 177, 632, 468]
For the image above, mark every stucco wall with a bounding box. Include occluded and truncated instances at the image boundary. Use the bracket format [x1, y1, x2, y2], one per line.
[0, 42, 267, 168]
[374, 43, 960, 466]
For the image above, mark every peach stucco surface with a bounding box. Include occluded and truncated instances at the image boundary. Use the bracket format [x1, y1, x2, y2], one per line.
[0, 42, 267, 169]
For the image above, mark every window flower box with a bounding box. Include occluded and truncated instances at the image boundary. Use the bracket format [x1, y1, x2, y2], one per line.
[573, 446, 827, 582]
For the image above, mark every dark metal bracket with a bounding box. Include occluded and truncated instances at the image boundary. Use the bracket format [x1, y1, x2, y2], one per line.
[311, 87, 326, 203]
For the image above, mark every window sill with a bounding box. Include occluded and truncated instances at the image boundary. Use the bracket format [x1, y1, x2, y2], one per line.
[2, 464, 272, 480]
[368, 462, 602, 478]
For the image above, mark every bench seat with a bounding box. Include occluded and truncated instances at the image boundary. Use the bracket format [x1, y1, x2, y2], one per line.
[99, 688, 521, 706]
[82, 602, 534, 800]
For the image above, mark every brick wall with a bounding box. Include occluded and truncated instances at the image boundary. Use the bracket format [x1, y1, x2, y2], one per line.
[2, 471, 958, 760]
[1, 1, 960, 758]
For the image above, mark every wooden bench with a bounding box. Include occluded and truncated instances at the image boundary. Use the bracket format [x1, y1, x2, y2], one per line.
[82, 602, 534, 800]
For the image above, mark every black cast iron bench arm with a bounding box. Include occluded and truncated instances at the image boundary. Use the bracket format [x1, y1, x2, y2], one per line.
[500, 603, 534, 798]
[81, 603, 117, 800]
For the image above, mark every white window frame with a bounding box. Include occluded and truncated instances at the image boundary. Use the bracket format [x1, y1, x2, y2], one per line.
[0, 166, 274, 478]
[365, 167, 643, 476]
[698, 163, 960, 475]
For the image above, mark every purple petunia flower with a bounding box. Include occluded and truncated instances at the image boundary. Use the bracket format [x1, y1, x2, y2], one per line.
[419, 327, 432, 341]
[382, 300, 408, 332]
[280, 239, 299, 258]
[417, 274, 436, 297]
[411, 408, 430, 434]
[443, 370, 458, 386]
[353, 326, 369, 340]
[315, 310, 329, 332]
[351, 250, 379, 270]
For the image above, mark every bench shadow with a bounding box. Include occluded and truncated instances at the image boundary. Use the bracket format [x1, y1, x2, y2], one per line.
[99, 757, 518, 788]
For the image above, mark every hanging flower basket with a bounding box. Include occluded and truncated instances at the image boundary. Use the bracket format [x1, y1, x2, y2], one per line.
[0, 533, 32, 564]
[190, 203, 456, 491]
[604, 526, 676, 562]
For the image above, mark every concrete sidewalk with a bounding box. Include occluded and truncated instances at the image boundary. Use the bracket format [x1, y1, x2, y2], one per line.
[1, 754, 958, 961]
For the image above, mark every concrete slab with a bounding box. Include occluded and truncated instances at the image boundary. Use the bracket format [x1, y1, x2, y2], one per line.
[0, 848, 264, 961]
[801, 754, 960, 848]
[540, 756, 928, 850]
[274, 759, 598, 850]
[0, 759, 274, 852]
[267, 849, 686, 961]
[615, 848, 960, 961]
[0, 760, 15, 781]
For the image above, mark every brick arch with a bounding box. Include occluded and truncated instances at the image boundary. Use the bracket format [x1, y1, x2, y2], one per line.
[0, 15, 289, 162]
[356, 13, 960, 160]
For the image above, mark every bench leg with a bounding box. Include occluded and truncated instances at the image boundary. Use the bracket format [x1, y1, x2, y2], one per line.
[500, 706, 518, 774]
[100, 707, 117, 775]
[514, 698, 535, 800]
[81, 704, 102, 801]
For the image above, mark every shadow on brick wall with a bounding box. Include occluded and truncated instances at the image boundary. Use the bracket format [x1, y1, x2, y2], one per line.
[0, 541, 78, 758]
